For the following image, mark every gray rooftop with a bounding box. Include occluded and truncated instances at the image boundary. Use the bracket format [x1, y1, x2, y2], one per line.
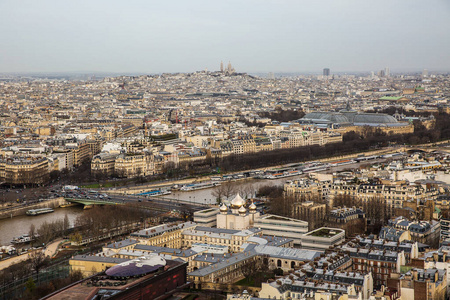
[72, 255, 130, 264]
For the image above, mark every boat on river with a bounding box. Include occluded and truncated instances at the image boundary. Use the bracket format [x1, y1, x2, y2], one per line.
[180, 182, 220, 191]
[26, 207, 55, 216]
[10, 234, 38, 244]
[137, 189, 172, 196]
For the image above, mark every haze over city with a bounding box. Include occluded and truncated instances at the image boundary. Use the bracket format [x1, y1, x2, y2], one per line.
[3, 0, 450, 299]
[1, 0, 449, 74]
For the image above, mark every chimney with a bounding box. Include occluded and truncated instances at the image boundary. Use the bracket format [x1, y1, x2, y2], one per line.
[412, 269, 418, 281]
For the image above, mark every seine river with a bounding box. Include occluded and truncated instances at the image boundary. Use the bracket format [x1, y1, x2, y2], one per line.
[0, 206, 84, 246]
[160, 176, 304, 205]
[0, 175, 302, 247]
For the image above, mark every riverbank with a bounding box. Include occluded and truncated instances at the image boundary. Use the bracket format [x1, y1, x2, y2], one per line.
[107, 146, 409, 196]
[0, 238, 63, 271]
[0, 197, 69, 220]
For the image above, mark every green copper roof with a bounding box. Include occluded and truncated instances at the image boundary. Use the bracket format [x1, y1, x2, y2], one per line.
[379, 96, 404, 100]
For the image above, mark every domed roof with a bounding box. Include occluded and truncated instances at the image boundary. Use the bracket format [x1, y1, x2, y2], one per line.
[302, 111, 399, 125]
[238, 206, 247, 214]
[220, 203, 228, 211]
[303, 112, 350, 124]
[249, 202, 257, 210]
[105, 256, 166, 278]
[230, 194, 245, 208]
[353, 113, 398, 124]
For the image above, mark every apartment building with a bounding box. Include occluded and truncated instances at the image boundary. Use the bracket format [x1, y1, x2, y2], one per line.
[0, 157, 49, 185]
[343, 246, 406, 288]
[114, 152, 155, 178]
[388, 268, 447, 300]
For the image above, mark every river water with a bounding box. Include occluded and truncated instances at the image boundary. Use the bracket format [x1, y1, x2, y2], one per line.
[0, 206, 84, 246]
[0, 159, 387, 247]
[160, 175, 304, 205]
[0, 176, 298, 247]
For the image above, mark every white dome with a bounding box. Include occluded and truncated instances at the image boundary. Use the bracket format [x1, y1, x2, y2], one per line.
[231, 194, 245, 208]
[249, 202, 257, 210]
[220, 203, 228, 211]
[238, 206, 247, 214]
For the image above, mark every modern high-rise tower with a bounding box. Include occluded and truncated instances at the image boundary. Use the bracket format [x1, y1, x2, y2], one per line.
[323, 68, 330, 76]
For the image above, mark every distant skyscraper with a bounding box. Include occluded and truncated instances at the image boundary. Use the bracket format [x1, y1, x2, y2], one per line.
[385, 67, 390, 77]
[323, 68, 330, 76]
[422, 69, 428, 77]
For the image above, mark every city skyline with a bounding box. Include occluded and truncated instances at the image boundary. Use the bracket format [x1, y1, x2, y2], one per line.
[1, 0, 449, 73]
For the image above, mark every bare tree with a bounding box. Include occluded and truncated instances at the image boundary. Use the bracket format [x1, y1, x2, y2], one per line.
[37, 221, 54, 246]
[212, 181, 238, 203]
[8, 260, 31, 282]
[223, 181, 238, 201]
[63, 213, 70, 235]
[333, 194, 359, 208]
[29, 250, 49, 283]
[240, 184, 256, 200]
[29, 224, 36, 247]
[212, 185, 225, 204]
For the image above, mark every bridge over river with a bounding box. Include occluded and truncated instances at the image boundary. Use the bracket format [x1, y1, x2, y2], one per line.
[64, 196, 210, 212]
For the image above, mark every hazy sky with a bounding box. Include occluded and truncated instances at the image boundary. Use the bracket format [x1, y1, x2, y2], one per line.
[1, 0, 449, 74]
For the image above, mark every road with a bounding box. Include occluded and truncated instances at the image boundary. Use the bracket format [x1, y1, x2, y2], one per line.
[0, 251, 31, 270]
[65, 192, 207, 214]
[0, 239, 64, 270]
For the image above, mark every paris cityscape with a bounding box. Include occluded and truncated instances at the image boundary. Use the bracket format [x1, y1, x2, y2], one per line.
[1, 1, 450, 300]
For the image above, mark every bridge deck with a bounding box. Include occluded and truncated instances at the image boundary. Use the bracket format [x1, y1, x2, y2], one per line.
[65, 198, 121, 206]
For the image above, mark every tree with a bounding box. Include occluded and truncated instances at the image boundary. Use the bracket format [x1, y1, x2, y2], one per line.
[29, 250, 49, 283]
[37, 221, 54, 246]
[211, 184, 225, 204]
[257, 185, 283, 198]
[240, 184, 256, 200]
[69, 269, 83, 282]
[8, 260, 31, 282]
[29, 224, 36, 247]
[223, 181, 238, 200]
[63, 213, 70, 236]
[241, 258, 258, 280]
[363, 195, 391, 233]
[268, 194, 297, 218]
[212, 181, 237, 203]
[333, 194, 359, 208]
[25, 277, 36, 298]
[69, 232, 83, 245]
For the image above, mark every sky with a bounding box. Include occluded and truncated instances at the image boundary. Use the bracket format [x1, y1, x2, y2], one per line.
[0, 0, 449, 74]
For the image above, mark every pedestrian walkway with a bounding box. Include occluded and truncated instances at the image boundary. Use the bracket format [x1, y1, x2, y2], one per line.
[0, 250, 37, 270]
[0, 238, 64, 270]
[44, 238, 64, 258]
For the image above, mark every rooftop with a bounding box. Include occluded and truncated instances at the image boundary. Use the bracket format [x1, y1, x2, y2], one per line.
[305, 228, 344, 238]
